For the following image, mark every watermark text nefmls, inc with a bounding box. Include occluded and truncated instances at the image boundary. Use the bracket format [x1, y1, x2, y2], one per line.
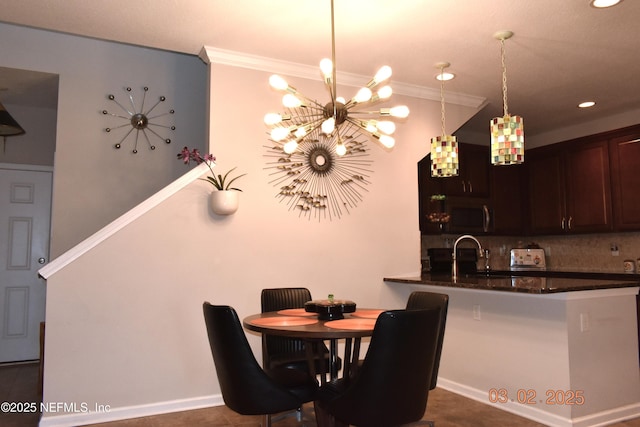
[1, 401, 111, 413]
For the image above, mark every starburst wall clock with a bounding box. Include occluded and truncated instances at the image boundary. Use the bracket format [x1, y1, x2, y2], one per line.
[102, 86, 175, 154]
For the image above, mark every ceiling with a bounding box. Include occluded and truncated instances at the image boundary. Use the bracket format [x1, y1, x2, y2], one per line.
[1, 0, 639, 137]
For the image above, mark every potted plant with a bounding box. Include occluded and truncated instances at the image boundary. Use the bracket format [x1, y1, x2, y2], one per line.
[178, 146, 246, 215]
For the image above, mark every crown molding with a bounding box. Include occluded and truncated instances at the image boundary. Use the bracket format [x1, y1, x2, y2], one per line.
[199, 46, 485, 109]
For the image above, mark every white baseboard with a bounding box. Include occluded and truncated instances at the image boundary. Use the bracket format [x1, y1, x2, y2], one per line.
[38, 394, 225, 427]
[437, 378, 640, 427]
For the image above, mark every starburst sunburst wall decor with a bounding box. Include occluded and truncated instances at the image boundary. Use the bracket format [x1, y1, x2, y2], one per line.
[264, 119, 373, 221]
[263, 0, 409, 221]
[102, 86, 175, 154]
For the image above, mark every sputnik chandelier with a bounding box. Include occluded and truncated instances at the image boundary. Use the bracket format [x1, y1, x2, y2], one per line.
[263, 0, 409, 221]
[490, 30, 524, 165]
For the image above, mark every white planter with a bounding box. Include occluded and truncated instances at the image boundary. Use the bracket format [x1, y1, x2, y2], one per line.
[210, 190, 239, 215]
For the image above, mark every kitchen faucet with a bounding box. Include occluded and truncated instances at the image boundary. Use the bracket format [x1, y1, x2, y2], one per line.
[452, 234, 484, 279]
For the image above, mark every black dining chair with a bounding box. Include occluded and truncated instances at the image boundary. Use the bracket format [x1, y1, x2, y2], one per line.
[261, 288, 339, 381]
[202, 302, 318, 427]
[406, 291, 449, 391]
[314, 308, 442, 427]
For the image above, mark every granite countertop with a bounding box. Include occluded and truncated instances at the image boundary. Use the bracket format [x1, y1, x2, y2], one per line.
[384, 271, 640, 294]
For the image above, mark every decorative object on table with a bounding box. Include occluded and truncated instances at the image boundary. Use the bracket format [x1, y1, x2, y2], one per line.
[304, 298, 356, 320]
[102, 86, 175, 154]
[490, 31, 524, 165]
[178, 146, 246, 215]
[431, 62, 459, 177]
[263, 0, 409, 221]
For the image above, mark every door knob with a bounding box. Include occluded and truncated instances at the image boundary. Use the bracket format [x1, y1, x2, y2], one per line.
[38, 257, 46, 264]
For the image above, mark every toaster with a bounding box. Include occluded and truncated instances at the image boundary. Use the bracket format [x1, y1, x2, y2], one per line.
[510, 248, 546, 270]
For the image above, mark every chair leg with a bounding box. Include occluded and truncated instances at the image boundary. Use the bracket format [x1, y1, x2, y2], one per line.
[269, 407, 306, 424]
[314, 400, 348, 427]
[262, 413, 272, 427]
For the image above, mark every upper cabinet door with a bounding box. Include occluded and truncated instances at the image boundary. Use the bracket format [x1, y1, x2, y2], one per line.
[564, 139, 613, 233]
[609, 132, 640, 231]
[528, 138, 613, 235]
[440, 143, 490, 198]
[528, 147, 566, 234]
[491, 163, 526, 235]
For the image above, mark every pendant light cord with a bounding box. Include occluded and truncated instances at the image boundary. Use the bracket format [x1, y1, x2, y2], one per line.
[501, 38, 509, 117]
[440, 68, 446, 137]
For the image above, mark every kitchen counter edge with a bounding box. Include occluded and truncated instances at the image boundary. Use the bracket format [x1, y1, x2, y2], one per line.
[384, 272, 640, 294]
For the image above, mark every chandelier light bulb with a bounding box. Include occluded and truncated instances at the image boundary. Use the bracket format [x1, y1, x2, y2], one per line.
[376, 120, 396, 135]
[271, 127, 290, 141]
[352, 87, 373, 104]
[264, 113, 283, 126]
[360, 120, 377, 133]
[378, 134, 395, 149]
[282, 94, 303, 108]
[321, 117, 336, 134]
[380, 106, 409, 118]
[367, 65, 392, 88]
[294, 126, 307, 138]
[283, 140, 298, 154]
[336, 142, 347, 156]
[372, 85, 393, 101]
[269, 75, 289, 91]
[320, 58, 333, 79]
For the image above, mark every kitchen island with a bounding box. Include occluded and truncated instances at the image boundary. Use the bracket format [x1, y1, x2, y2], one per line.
[385, 273, 640, 427]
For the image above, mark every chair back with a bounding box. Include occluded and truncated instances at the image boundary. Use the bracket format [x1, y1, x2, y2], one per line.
[406, 291, 449, 390]
[202, 303, 305, 415]
[328, 308, 442, 426]
[260, 288, 312, 365]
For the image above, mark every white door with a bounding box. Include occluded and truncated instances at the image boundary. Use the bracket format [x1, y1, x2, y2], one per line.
[0, 166, 52, 362]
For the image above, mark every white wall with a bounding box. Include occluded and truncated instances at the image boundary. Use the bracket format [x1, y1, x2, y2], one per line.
[39, 51, 481, 425]
[0, 22, 208, 257]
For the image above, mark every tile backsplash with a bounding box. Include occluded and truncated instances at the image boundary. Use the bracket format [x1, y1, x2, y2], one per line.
[421, 232, 640, 274]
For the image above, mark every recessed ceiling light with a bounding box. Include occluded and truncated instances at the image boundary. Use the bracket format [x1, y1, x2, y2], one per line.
[578, 101, 596, 108]
[590, 0, 622, 8]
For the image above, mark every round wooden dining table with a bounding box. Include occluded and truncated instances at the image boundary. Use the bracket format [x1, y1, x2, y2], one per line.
[243, 308, 384, 381]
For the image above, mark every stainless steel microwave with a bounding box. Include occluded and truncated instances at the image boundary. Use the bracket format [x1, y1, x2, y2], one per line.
[444, 198, 492, 233]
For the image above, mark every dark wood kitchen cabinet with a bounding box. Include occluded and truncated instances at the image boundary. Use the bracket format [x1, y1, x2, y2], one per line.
[609, 130, 640, 231]
[440, 143, 490, 198]
[528, 138, 612, 234]
[418, 144, 490, 233]
[491, 163, 526, 235]
[417, 154, 445, 234]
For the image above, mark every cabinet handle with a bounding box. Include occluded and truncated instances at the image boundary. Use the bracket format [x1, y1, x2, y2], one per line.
[462, 181, 466, 193]
[483, 205, 490, 232]
[568, 216, 573, 230]
[561, 217, 566, 230]
[468, 181, 473, 193]
[619, 138, 640, 146]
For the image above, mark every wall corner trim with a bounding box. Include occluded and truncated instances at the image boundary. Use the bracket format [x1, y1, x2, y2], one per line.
[38, 164, 208, 279]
